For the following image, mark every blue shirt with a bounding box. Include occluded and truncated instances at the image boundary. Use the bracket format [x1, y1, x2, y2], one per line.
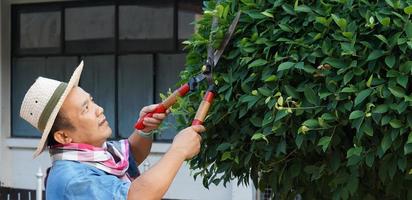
[46, 145, 139, 200]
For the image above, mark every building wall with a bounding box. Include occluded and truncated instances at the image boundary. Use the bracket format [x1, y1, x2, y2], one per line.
[0, 0, 3, 188]
[0, 0, 255, 199]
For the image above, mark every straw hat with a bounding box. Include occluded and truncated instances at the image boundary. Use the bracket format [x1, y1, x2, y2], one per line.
[20, 61, 84, 157]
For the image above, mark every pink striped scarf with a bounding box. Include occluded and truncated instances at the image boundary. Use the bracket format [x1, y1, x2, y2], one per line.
[49, 139, 131, 182]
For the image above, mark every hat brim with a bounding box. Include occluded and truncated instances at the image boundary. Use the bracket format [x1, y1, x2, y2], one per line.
[33, 61, 84, 157]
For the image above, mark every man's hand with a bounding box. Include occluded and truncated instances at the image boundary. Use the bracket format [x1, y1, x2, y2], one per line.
[138, 104, 169, 133]
[171, 125, 206, 160]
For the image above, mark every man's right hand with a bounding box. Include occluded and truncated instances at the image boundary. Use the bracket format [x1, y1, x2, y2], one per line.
[171, 125, 205, 160]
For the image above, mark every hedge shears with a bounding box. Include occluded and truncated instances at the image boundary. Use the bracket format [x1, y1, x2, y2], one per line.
[135, 11, 241, 130]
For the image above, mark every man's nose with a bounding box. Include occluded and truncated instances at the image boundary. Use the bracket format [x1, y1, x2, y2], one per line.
[96, 104, 104, 115]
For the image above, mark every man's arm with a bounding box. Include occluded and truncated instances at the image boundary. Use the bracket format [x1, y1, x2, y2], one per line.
[127, 125, 205, 200]
[128, 105, 167, 164]
[128, 130, 152, 165]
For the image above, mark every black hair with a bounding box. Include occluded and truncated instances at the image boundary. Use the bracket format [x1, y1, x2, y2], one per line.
[47, 111, 75, 146]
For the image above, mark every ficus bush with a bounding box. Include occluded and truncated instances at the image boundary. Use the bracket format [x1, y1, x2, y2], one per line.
[173, 0, 412, 199]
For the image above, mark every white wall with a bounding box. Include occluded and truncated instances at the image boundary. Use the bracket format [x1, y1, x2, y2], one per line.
[0, 0, 10, 189]
[0, 0, 3, 188]
[0, 0, 255, 199]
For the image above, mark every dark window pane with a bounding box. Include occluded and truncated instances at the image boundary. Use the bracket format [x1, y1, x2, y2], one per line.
[119, 4, 174, 52]
[177, 1, 202, 50]
[118, 54, 154, 138]
[12, 57, 46, 137]
[155, 54, 186, 140]
[178, 10, 196, 40]
[19, 11, 61, 54]
[12, 56, 77, 137]
[45, 56, 78, 81]
[80, 55, 116, 138]
[65, 6, 115, 53]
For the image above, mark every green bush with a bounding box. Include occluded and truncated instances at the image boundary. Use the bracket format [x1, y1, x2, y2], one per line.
[174, 0, 412, 199]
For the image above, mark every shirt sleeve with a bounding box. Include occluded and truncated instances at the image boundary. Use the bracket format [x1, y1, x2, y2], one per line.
[64, 173, 131, 200]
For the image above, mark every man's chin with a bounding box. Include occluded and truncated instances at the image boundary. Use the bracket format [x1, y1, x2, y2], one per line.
[104, 127, 113, 138]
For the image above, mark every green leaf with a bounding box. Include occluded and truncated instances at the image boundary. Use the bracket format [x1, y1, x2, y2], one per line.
[323, 57, 347, 68]
[397, 75, 408, 88]
[366, 75, 373, 87]
[354, 89, 372, 106]
[398, 157, 407, 172]
[342, 32, 353, 39]
[303, 119, 319, 128]
[264, 75, 277, 82]
[388, 86, 405, 98]
[347, 156, 362, 166]
[404, 143, 412, 155]
[381, 134, 392, 153]
[318, 136, 332, 152]
[251, 132, 268, 143]
[221, 152, 232, 161]
[278, 24, 294, 32]
[261, 10, 274, 18]
[294, 5, 312, 13]
[258, 87, 272, 96]
[343, 72, 354, 85]
[262, 112, 274, 126]
[284, 85, 299, 98]
[316, 17, 329, 26]
[295, 134, 304, 149]
[367, 50, 384, 61]
[372, 104, 389, 114]
[248, 59, 268, 68]
[341, 87, 356, 93]
[331, 14, 347, 30]
[405, 21, 412, 39]
[277, 62, 295, 71]
[321, 113, 336, 121]
[349, 110, 364, 120]
[400, 61, 412, 74]
[347, 146, 363, 158]
[389, 119, 402, 128]
[304, 86, 319, 105]
[379, 17, 391, 26]
[404, 5, 412, 15]
[375, 34, 389, 45]
[341, 42, 355, 55]
[244, 11, 265, 19]
[365, 153, 375, 167]
[407, 132, 412, 144]
[385, 0, 395, 8]
[216, 143, 231, 151]
[385, 55, 396, 68]
[274, 110, 289, 121]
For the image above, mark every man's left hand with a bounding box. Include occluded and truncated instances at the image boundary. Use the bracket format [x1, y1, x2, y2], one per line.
[138, 104, 169, 133]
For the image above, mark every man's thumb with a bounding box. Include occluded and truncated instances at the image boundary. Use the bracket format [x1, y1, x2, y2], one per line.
[191, 125, 206, 133]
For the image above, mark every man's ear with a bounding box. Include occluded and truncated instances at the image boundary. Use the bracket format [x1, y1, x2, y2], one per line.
[53, 131, 72, 144]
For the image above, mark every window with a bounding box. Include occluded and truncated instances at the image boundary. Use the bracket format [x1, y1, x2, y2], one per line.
[119, 3, 174, 52]
[15, 6, 61, 55]
[11, 1, 202, 141]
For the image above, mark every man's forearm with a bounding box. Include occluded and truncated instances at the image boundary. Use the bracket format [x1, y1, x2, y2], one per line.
[128, 130, 153, 164]
[127, 148, 186, 200]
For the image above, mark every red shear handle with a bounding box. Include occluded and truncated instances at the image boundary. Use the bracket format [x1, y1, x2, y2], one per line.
[192, 91, 215, 125]
[135, 83, 190, 130]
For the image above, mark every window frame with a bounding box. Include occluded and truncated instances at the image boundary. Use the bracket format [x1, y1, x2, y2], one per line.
[11, 0, 202, 142]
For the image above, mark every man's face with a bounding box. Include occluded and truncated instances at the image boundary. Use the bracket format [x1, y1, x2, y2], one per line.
[60, 86, 112, 147]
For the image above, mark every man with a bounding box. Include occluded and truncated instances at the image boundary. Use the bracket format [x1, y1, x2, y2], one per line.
[19, 61, 205, 199]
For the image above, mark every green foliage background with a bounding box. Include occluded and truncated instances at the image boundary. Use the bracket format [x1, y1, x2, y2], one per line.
[173, 0, 412, 199]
